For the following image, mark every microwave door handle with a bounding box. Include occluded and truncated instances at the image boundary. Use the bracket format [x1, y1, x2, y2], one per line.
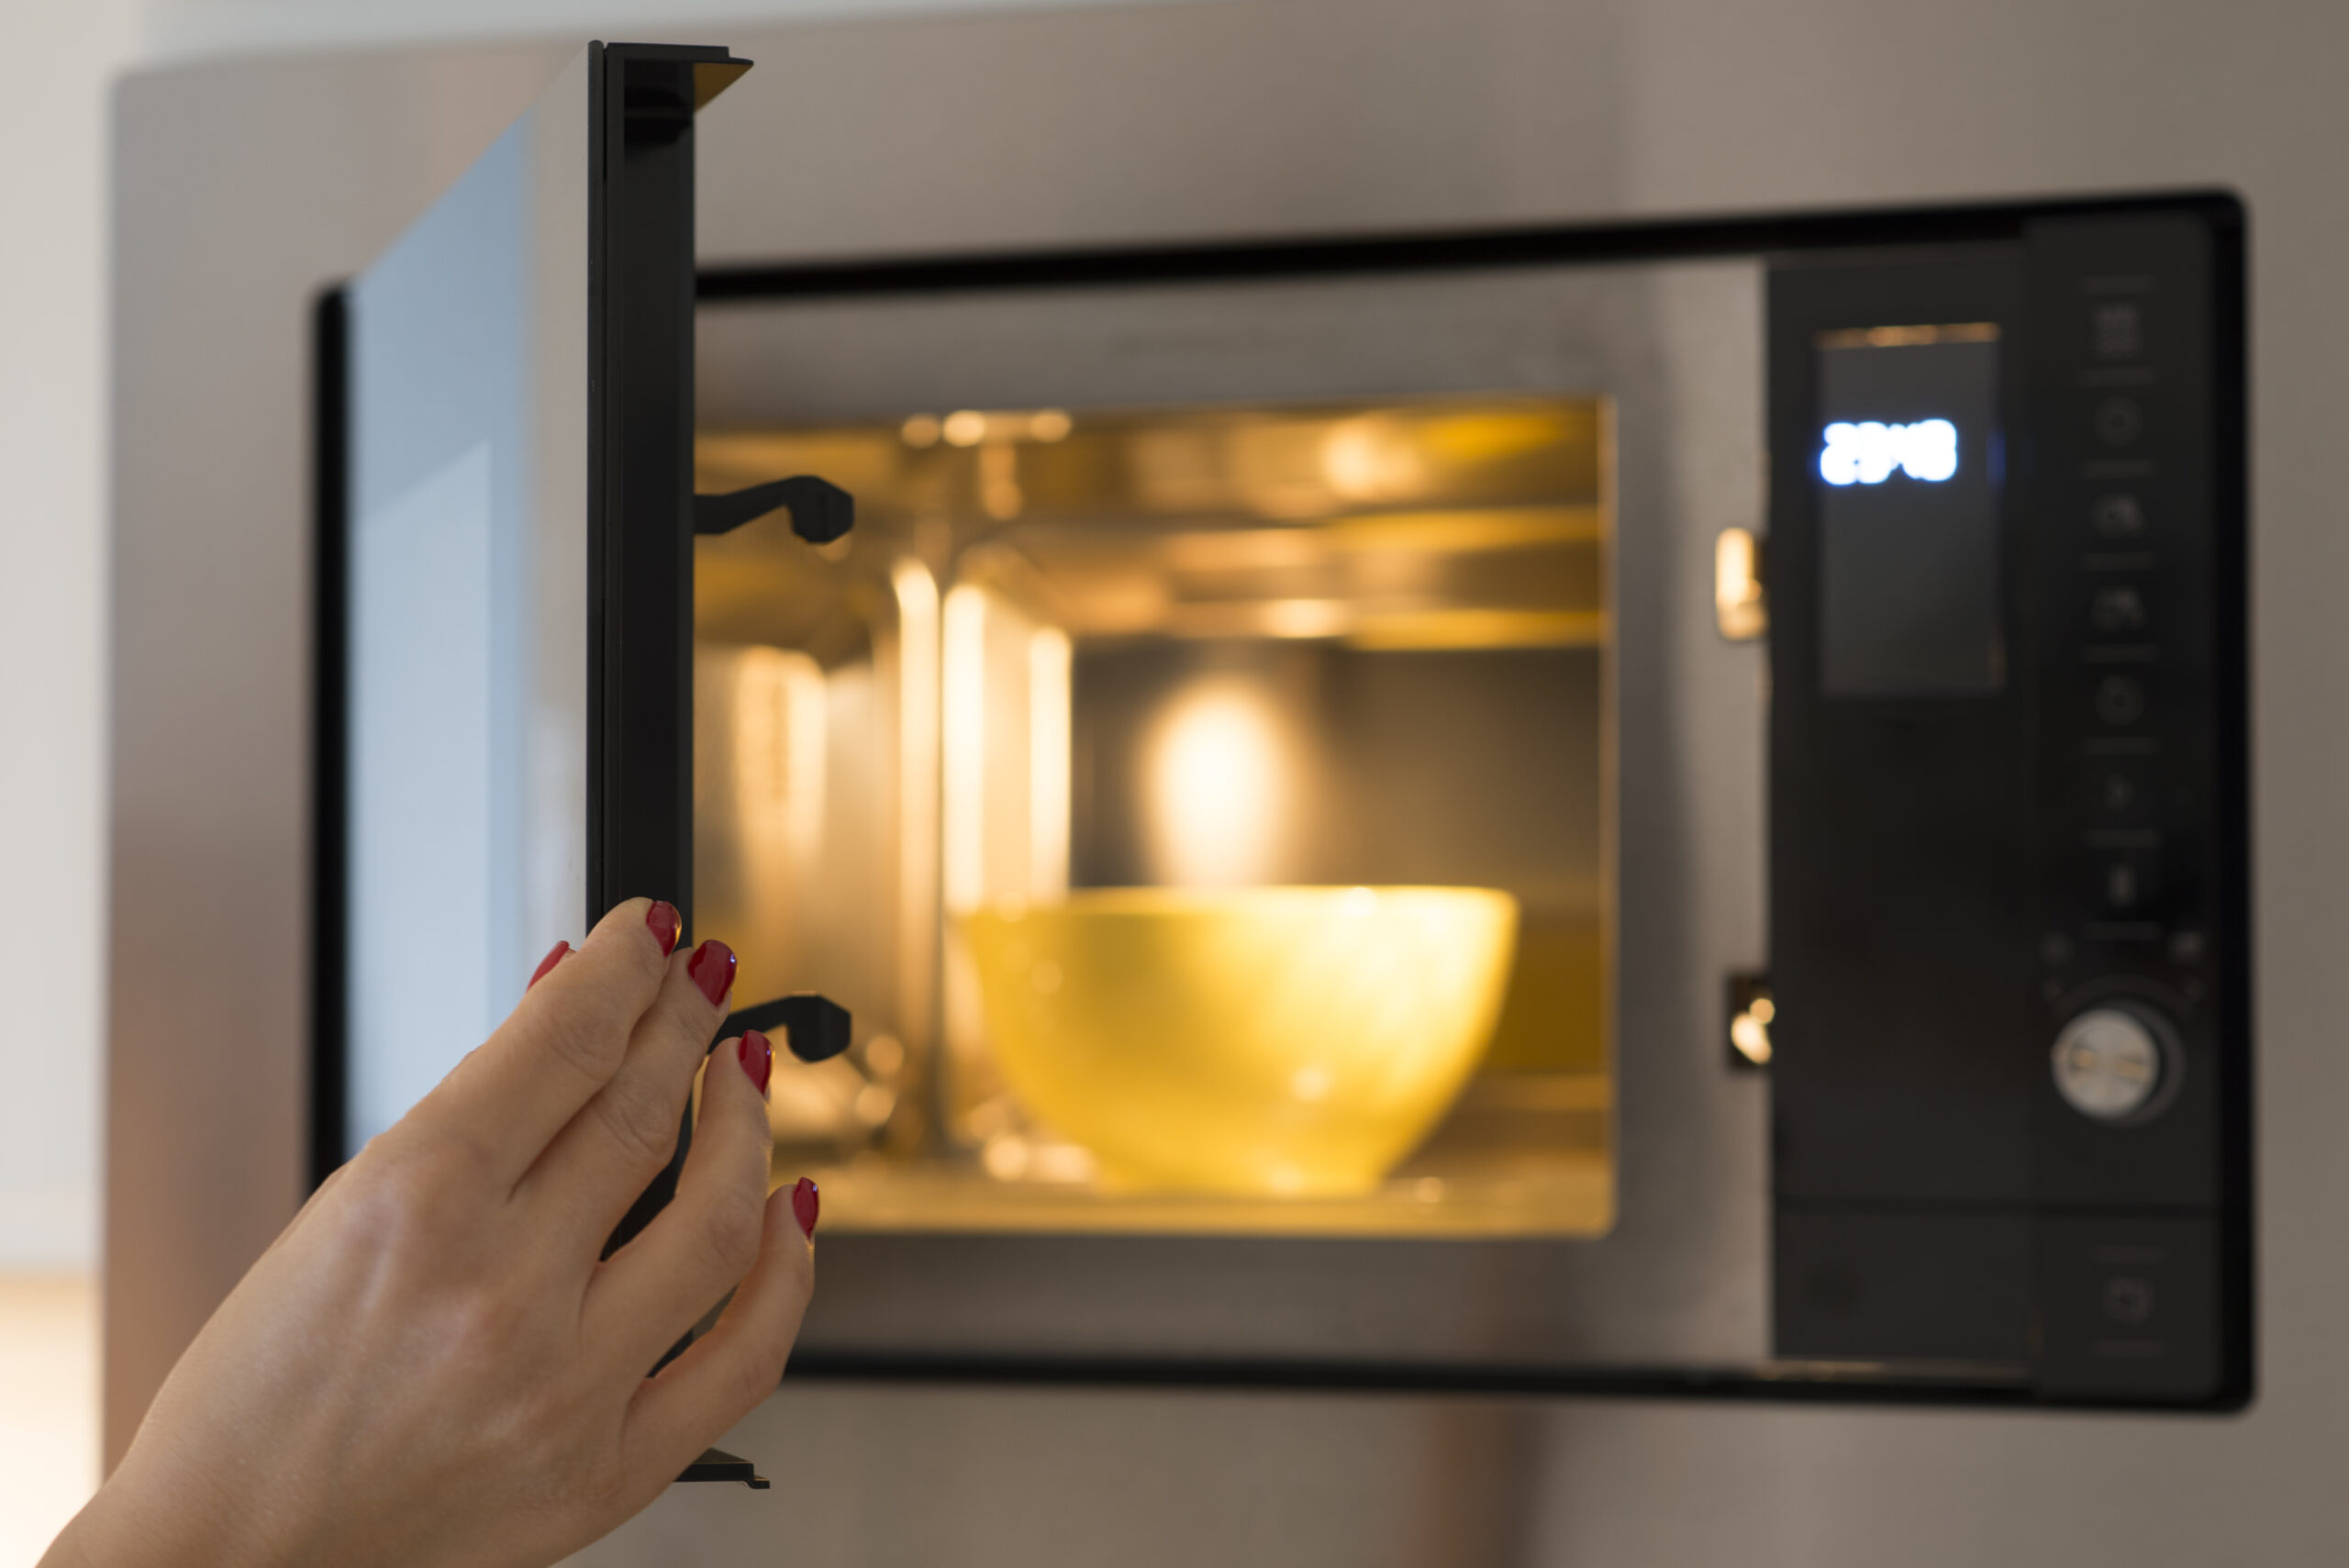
[667, 992, 850, 1489]
[693, 474, 855, 544]
[676, 1447, 769, 1489]
[720, 993, 854, 1063]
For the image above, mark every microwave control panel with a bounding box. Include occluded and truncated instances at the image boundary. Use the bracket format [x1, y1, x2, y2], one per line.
[1765, 210, 2246, 1406]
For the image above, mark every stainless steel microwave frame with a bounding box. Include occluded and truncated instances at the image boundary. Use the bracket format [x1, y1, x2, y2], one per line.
[309, 44, 2248, 1412]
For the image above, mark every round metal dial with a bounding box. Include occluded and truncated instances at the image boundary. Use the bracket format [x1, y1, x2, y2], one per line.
[2051, 1004, 2175, 1122]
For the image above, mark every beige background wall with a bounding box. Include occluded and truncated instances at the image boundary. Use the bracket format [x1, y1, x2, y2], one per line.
[0, 0, 137, 1274]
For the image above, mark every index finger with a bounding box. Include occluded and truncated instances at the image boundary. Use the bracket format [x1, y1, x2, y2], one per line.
[397, 897, 685, 1189]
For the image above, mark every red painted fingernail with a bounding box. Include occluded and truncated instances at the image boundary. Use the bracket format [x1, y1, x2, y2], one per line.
[687, 940, 736, 1006]
[527, 940, 571, 989]
[792, 1176, 819, 1239]
[738, 1029, 774, 1096]
[646, 901, 682, 956]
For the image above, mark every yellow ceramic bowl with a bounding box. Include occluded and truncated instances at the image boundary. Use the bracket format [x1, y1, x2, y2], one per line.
[959, 886, 1519, 1196]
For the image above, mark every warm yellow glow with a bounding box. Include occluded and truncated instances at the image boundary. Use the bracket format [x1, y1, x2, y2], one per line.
[1715, 527, 1767, 641]
[1145, 678, 1289, 887]
[1417, 409, 1578, 464]
[853, 1083, 897, 1126]
[1155, 511, 1597, 573]
[1731, 1007, 1774, 1065]
[1324, 505, 1603, 553]
[941, 584, 989, 913]
[699, 394, 1605, 531]
[979, 441, 1022, 519]
[1028, 627, 1072, 898]
[1320, 416, 1428, 502]
[1815, 321, 2001, 350]
[864, 1034, 906, 1077]
[892, 562, 941, 1038]
[942, 589, 1072, 912]
[1347, 608, 1607, 652]
[729, 646, 826, 862]
[1257, 598, 1349, 639]
[961, 887, 1520, 1196]
[982, 1134, 1031, 1181]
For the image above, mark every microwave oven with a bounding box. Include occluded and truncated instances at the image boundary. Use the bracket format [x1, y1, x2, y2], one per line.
[313, 43, 2249, 1411]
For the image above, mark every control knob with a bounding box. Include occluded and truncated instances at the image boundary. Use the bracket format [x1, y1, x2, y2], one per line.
[2051, 1002, 2179, 1123]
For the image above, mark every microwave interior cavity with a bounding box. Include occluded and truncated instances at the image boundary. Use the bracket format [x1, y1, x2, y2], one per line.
[691, 255, 1773, 1256]
[695, 378, 1627, 1238]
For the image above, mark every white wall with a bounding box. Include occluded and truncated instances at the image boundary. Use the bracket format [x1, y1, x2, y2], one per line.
[0, 0, 140, 1270]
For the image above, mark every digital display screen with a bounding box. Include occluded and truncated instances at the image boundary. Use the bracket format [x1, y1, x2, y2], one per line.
[1815, 324, 2002, 695]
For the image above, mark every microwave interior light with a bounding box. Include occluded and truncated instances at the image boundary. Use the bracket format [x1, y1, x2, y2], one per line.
[1145, 677, 1293, 888]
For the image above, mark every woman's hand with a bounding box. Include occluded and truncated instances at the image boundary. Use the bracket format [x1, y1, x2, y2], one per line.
[45, 898, 817, 1568]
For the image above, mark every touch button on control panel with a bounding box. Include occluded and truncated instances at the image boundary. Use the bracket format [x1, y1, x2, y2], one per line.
[2051, 1003, 2178, 1123]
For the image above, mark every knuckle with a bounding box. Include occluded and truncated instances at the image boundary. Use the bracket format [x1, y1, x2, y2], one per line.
[593, 1079, 684, 1170]
[652, 973, 720, 1044]
[342, 1141, 474, 1251]
[524, 1006, 629, 1093]
[696, 1185, 765, 1282]
[440, 1289, 532, 1369]
[328, 1167, 417, 1254]
[423, 1126, 506, 1191]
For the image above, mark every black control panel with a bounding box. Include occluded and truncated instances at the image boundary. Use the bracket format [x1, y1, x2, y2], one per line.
[1766, 203, 2248, 1407]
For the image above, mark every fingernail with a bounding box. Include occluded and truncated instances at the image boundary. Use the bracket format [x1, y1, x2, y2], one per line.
[738, 1029, 773, 1096]
[527, 940, 571, 989]
[646, 901, 683, 956]
[687, 940, 736, 1006]
[792, 1176, 819, 1240]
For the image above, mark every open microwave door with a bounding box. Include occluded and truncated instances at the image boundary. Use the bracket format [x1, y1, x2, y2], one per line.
[317, 37, 763, 1489]
[316, 43, 745, 1175]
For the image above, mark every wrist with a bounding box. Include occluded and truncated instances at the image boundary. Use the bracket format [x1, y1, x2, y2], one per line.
[41, 1469, 304, 1568]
